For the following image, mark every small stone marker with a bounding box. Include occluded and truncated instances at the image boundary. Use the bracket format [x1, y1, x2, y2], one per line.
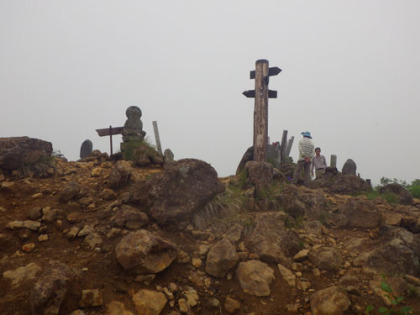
[80, 139, 93, 159]
[330, 155, 337, 168]
[342, 159, 357, 175]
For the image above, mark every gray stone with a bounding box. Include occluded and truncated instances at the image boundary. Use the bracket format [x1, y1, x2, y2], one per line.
[341, 159, 356, 175]
[164, 148, 175, 163]
[236, 260, 275, 296]
[116, 230, 177, 274]
[0, 137, 52, 172]
[309, 246, 343, 271]
[108, 160, 132, 189]
[338, 197, 383, 228]
[131, 159, 225, 226]
[30, 262, 76, 315]
[310, 286, 351, 315]
[205, 238, 239, 278]
[80, 139, 93, 159]
[59, 181, 81, 202]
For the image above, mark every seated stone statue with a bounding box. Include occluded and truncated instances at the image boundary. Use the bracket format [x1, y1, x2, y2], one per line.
[122, 106, 146, 142]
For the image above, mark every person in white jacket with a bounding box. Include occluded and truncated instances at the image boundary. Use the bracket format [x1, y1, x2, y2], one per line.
[292, 131, 315, 185]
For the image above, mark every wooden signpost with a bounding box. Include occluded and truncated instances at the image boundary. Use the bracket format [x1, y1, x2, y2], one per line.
[95, 125, 124, 155]
[243, 59, 281, 162]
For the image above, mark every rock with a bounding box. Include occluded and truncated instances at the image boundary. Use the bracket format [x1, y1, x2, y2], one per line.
[0, 137, 52, 172]
[132, 289, 167, 315]
[110, 206, 149, 230]
[205, 238, 239, 278]
[224, 296, 241, 314]
[80, 139, 93, 159]
[358, 227, 420, 275]
[178, 298, 189, 313]
[131, 143, 164, 166]
[100, 188, 116, 200]
[79, 289, 103, 308]
[109, 160, 132, 189]
[244, 161, 273, 191]
[310, 286, 351, 315]
[3, 262, 42, 289]
[383, 212, 403, 226]
[116, 230, 177, 274]
[293, 249, 309, 262]
[131, 159, 225, 226]
[277, 264, 296, 287]
[105, 301, 134, 315]
[341, 159, 357, 175]
[83, 233, 103, 249]
[336, 197, 383, 228]
[379, 183, 413, 205]
[236, 260, 275, 296]
[245, 212, 300, 264]
[28, 207, 43, 220]
[30, 262, 76, 315]
[22, 242, 36, 252]
[309, 246, 343, 272]
[309, 173, 369, 195]
[183, 287, 199, 307]
[59, 181, 81, 202]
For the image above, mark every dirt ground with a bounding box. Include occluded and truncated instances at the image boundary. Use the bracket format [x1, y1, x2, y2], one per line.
[0, 158, 419, 314]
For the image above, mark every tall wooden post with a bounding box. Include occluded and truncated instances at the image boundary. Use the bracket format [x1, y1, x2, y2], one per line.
[243, 59, 281, 162]
[152, 121, 163, 156]
[280, 129, 288, 164]
[253, 60, 269, 162]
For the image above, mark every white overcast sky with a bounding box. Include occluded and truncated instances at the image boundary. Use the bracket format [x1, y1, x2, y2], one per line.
[1, 1, 419, 185]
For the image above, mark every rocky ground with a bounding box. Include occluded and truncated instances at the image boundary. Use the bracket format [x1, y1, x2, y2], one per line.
[0, 154, 420, 315]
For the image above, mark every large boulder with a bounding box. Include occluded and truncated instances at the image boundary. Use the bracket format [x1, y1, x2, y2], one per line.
[334, 197, 383, 228]
[276, 185, 329, 220]
[115, 230, 177, 274]
[309, 173, 369, 195]
[131, 159, 225, 226]
[205, 238, 239, 278]
[0, 137, 53, 173]
[244, 212, 300, 264]
[30, 262, 76, 315]
[354, 226, 420, 275]
[379, 183, 413, 205]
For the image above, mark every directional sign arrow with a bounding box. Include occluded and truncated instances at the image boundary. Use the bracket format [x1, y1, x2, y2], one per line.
[250, 66, 282, 79]
[268, 90, 277, 98]
[242, 90, 277, 98]
[242, 90, 255, 98]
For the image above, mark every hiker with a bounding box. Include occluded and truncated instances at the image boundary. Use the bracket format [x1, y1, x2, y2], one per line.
[292, 131, 315, 185]
[311, 147, 327, 179]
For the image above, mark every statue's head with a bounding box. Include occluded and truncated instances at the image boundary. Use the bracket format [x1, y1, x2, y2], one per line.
[126, 106, 142, 119]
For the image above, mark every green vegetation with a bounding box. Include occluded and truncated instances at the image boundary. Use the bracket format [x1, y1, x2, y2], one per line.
[365, 276, 413, 315]
[362, 177, 420, 204]
[379, 177, 420, 198]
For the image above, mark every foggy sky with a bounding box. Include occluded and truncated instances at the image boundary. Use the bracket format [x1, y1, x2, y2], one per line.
[1, 1, 420, 185]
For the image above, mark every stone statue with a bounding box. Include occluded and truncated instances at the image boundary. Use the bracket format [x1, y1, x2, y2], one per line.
[80, 139, 93, 159]
[122, 106, 146, 142]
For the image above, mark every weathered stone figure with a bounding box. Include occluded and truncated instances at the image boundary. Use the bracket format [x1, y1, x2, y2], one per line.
[80, 139, 93, 159]
[122, 106, 146, 142]
[342, 159, 357, 175]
